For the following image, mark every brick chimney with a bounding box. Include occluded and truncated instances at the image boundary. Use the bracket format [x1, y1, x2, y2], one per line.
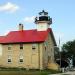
[19, 23, 23, 31]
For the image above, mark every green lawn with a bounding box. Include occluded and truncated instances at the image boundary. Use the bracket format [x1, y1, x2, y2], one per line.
[0, 69, 60, 75]
[0, 70, 53, 75]
[0, 67, 60, 75]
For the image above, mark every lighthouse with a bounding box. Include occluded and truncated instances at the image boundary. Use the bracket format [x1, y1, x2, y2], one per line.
[35, 10, 52, 31]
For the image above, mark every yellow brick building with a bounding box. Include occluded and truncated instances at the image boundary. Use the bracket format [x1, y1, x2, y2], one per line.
[0, 10, 56, 70]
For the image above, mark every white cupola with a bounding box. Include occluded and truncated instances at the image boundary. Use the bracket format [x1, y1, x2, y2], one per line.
[35, 10, 52, 31]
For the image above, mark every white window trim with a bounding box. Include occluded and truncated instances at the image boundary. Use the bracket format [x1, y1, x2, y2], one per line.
[20, 44, 23, 50]
[32, 44, 36, 50]
[19, 55, 24, 63]
[7, 55, 12, 63]
[8, 44, 12, 50]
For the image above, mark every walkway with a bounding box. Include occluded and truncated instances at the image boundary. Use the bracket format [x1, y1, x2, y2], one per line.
[50, 71, 75, 75]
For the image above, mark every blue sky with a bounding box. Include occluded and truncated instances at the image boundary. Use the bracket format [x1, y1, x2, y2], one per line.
[0, 0, 75, 46]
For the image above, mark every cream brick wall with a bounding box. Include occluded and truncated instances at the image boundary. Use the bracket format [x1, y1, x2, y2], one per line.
[42, 33, 55, 68]
[0, 33, 55, 69]
[1, 43, 44, 69]
[0, 44, 2, 66]
[0, 44, 2, 56]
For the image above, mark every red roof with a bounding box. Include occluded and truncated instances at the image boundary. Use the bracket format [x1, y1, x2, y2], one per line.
[0, 28, 56, 45]
[0, 36, 5, 42]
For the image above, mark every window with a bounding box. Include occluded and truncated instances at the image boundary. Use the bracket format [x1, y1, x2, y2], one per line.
[8, 55, 12, 63]
[8, 59, 11, 62]
[8, 45, 12, 50]
[20, 44, 23, 49]
[20, 59, 23, 62]
[32, 44, 36, 49]
[19, 55, 23, 63]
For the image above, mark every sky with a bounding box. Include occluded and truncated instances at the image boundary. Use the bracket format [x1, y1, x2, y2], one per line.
[0, 0, 75, 46]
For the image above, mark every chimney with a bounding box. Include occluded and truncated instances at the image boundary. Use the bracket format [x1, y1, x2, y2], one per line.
[19, 23, 24, 31]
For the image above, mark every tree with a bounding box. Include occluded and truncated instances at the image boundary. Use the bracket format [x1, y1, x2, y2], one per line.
[54, 46, 69, 68]
[54, 46, 60, 60]
[61, 40, 75, 66]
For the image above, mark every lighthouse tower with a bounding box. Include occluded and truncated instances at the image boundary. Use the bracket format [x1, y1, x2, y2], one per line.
[35, 10, 52, 31]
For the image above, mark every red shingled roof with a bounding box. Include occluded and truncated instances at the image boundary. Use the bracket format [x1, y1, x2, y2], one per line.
[0, 36, 5, 42]
[0, 28, 56, 45]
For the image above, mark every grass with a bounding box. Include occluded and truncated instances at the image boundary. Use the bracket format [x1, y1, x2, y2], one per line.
[0, 68, 60, 75]
[0, 70, 57, 75]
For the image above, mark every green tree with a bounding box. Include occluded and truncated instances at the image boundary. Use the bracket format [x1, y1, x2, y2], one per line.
[62, 40, 75, 66]
[54, 46, 60, 60]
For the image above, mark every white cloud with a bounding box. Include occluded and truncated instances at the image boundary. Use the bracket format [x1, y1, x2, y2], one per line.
[23, 16, 35, 23]
[0, 2, 19, 13]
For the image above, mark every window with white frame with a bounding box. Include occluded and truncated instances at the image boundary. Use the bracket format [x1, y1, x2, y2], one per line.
[8, 44, 12, 50]
[32, 44, 36, 49]
[19, 55, 23, 63]
[20, 44, 23, 50]
[8, 55, 12, 63]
